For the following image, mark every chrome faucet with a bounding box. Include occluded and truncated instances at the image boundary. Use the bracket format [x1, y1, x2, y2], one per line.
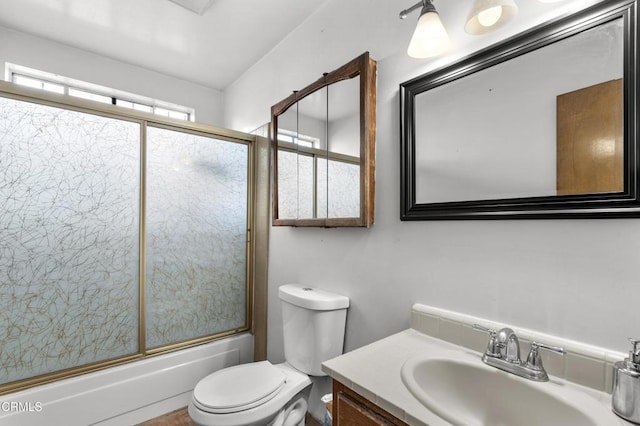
[472, 324, 565, 382]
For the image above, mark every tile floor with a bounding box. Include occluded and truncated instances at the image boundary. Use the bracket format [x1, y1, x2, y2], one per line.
[136, 407, 322, 426]
[136, 407, 192, 426]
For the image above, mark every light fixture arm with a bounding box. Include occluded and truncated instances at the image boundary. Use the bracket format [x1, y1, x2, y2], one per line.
[399, 0, 433, 20]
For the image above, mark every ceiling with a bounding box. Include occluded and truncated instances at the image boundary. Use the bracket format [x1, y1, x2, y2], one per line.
[0, 0, 330, 91]
[0, 0, 602, 91]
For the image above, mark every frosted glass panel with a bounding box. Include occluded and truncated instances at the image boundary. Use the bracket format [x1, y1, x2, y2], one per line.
[0, 97, 141, 384]
[145, 127, 248, 348]
[317, 159, 360, 218]
[277, 150, 314, 219]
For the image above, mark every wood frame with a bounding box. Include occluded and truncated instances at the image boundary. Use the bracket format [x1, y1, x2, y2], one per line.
[400, 0, 639, 220]
[271, 52, 376, 227]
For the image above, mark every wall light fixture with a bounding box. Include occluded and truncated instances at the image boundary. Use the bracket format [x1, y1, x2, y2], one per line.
[400, 0, 564, 58]
[465, 0, 518, 35]
[401, 0, 451, 58]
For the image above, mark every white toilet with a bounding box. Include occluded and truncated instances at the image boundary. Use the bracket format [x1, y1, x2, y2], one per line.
[188, 284, 349, 426]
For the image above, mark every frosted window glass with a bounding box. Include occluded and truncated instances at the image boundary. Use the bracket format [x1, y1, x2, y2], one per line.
[317, 159, 360, 218]
[0, 97, 141, 384]
[298, 155, 315, 218]
[145, 127, 248, 348]
[277, 150, 314, 219]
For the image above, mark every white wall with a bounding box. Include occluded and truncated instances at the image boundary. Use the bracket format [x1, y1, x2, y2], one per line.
[224, 0, 639, 371]
[0, 26, 225, 126]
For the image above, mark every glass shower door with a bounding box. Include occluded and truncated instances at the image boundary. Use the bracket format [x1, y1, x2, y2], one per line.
[144, 126, 249, 349]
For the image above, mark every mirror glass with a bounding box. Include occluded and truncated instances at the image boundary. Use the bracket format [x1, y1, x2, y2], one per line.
[275, 102, 306, 220]
[276, 89, 328, 220]
[414, 19, 623, 204]
[400, 0, 639, 220]
[324, 76, 360, 218]
[272, 52, 376, 227]
[299, 85, 329, 219]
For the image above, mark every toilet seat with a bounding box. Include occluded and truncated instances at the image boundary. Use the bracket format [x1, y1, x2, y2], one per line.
[189, 362, 312, 426]
[193, 361, 286, 414]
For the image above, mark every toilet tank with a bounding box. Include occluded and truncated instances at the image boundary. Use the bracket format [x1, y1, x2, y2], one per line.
[279, 284, 349, 376]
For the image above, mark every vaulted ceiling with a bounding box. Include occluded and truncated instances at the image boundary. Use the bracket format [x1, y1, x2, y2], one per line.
[0, 0, 330, 90]
[0, 0, 601, 91]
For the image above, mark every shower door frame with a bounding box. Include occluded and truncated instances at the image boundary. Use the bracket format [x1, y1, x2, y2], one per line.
[0, 81, 268, 395]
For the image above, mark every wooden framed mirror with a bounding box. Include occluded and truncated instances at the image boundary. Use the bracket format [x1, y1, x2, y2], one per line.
[271, 52, 376, 227]
[400, 0, 639, 220]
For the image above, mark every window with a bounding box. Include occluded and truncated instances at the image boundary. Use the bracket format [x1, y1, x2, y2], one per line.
[12, 74, 64, 94]
[6, 64, 195, 121]
[277, 129, 319, 148]
[68, 87, 112, 104]
[276, 131, 360, 219]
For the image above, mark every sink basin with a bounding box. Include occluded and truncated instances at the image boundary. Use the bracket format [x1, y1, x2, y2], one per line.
[401, 351, 619, 426]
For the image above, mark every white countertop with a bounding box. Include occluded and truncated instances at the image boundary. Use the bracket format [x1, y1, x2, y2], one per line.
[322, 329, 631, 426]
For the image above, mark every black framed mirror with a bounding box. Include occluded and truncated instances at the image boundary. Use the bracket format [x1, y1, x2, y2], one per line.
[400, 0, 639, 220]
[272, 52, 376, 227]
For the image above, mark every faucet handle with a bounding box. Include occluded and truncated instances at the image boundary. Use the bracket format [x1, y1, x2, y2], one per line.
[472, 324, 496, 336]
[532, 341, 565, 355]
[525, 341, 565, 372]
[472, 324, 501, 357]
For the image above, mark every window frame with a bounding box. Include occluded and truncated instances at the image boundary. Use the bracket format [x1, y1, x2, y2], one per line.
[275, 139, 360, 219]
[6, 64, 195, 122]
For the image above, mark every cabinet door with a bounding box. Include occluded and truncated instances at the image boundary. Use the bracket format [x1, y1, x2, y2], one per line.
[336, 392, 394, 426]
[333, 381, 408, 426]
[557, 79, 623, 195]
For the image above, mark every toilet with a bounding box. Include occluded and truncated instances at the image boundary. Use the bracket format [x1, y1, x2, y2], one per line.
[188, 284, 349, 426]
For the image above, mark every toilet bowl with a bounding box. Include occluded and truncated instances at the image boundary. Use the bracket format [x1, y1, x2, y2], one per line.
[188, 362, 311, 426]
[188, 284, 349, 426]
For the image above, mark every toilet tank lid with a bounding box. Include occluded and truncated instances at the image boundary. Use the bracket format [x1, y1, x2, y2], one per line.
[279, 285, 349, 310]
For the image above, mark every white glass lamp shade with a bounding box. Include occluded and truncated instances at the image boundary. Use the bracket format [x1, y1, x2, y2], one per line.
[465, 0, 518, 35]
[537, 0, 566, 2]
[407, 11, 451, 58]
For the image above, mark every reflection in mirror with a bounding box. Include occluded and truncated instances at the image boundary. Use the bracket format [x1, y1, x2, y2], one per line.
[400, 0, 639, 220]
[414, 18, 623, 204]
[556, 78, 623, 196]
[299, 86, 329, 219]
[276, 102, 302, 220]
[272, 52, 376, 227]
[276, 88, 328, 219]
[324, 76, 360, 218]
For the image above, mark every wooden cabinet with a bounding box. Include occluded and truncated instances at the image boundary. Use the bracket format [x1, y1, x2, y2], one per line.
[333, 380, 409, 426]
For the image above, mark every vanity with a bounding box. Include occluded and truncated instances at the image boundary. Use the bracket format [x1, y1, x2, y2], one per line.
[324, 329, 444, 425]
[322, 304, 633, 426]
